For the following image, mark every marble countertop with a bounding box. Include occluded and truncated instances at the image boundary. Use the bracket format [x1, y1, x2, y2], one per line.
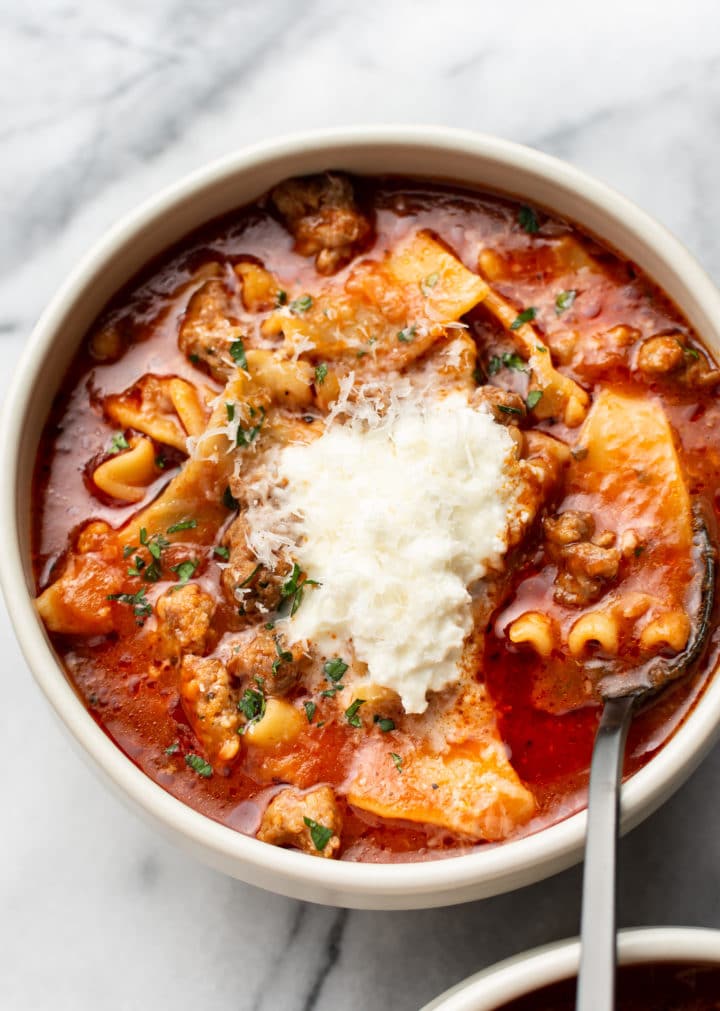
[3, 2, 720, 1008]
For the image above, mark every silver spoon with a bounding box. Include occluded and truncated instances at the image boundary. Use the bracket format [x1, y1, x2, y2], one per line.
[576, 516, 715, 1011]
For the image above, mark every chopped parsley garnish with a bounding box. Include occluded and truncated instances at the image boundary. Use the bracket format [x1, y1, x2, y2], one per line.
[510, 307, 537, 330]
[422, 271, 439, 294]
[526, 390, 543, 411]
[489, 352, 526, 375]
[535, 344, 548, 353]
[170, 559, 199, 585]
[555, 290, 577, 315]
[188, 353, 200, 364]
[237, 686, 266, 726]
[497, 404, 524, 416]
[518, 205, 540, 234]
[314, 363, 328, 385]
[127, 555, 146, 577]
[397, 324, 416, 343]
[106, 587, 152, 625]
[236, 406, 266, 448]
[390, 752, 403, 772]
[290, 294, 313, 314]
[304, 701, 317, 723]
[276, 290, 288, 306]
[373, 715, 395, 732]
[213, 545, 230, 560]
[279, 562, 319, 616]
[223, 485, 239, 511]
[303, 816, 334, 851]
[185, 753, 213, 778]
[684, 345, 700, 360]
[271, 635, 294, 676]
[167, 518, 197, 534]
[634, 545, 646, 558]
[108, 432, 129, 455]
[264, 621, 275, 630]
[226, 402, 235, 421]
[230, 339, 248, 370]
[324, 657, 348, 682]
[239, 563, 262, 588]
[123, 544, 136, 559]
[345, 698, 366, 728]
[155, 454, 167, 469]
[165, 742, 179, 755]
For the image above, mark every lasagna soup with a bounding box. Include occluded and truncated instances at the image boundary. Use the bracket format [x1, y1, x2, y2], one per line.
[33, 174, 720, 861]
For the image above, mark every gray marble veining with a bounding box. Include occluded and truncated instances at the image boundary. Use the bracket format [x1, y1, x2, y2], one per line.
[3, 2, 720, 1008]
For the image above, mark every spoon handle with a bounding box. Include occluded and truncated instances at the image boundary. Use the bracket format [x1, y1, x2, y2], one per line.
[576, 694, 635, 1011]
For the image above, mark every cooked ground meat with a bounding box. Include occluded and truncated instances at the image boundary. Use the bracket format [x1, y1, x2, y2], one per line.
[227, 626, 304, 697]
[156, 584, 216, 658]
[471, 385, 527, 425]
[544, 509, 620, 606]
[220, 515, 289, 617]
[179, 655, 240, 766]
[179, 278, 242, 380]
[257, 785, 342, 857]
[271, 173, 372, 275]
[636, 334, 686, 376]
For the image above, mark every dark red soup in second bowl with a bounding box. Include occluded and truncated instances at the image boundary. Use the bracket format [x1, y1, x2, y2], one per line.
[32, 172, 720, 862]
[498, 961, 720, 1010]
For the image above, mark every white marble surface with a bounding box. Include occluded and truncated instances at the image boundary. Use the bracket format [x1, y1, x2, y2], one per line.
[3, 2, 720, 1008]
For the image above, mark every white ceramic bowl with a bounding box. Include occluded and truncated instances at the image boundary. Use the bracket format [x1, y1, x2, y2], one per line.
[3, 127, 720, 909]
[421, 927, 720, 1010]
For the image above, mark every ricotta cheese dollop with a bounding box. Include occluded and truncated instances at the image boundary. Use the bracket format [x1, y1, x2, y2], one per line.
[276, 393, 519, 713]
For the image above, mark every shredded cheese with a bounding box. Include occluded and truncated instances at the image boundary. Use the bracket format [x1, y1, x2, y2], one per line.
[270, 391, 519, 713]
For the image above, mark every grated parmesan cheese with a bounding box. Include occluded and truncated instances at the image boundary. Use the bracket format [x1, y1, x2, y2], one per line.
[271, 391, 520, 713]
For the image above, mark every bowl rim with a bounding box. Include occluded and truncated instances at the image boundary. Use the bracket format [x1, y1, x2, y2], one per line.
[420, 926, 720, 1010]
[3, 124, 720, 906]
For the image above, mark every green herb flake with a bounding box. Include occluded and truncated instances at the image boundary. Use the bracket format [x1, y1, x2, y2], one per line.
[122, 544, 137, 559]
[315, 362, 328, 385]
[226, 402, 236, 422]
[185, 753, 213, 778]
[555, 290, 577, 316]
[324, 657, 348, 682]
[345, 698, 366, 728]
[497, 404, 523, 417]
[239, 563, 262, 588]
[490, 352, 527, 374]
[271, 635, 294, 676]
[106, 587, 152, 625]
[535, 344, 548, 353]
[289, 294, 313, 314]
[304, 701, 317, 723]
[236, 406, 266, 448]
[526, 390, 543, 411]
[390, 752, 403, 772]
[167, 518, 197, 534]
[213, 545, 230, 560]
[276, 290, 288, 306]
[237, 687, 266, 725]
[303, 816, 334, 851]
[684, 346, 700, 360]
[397, 324, 417, 343]
[510, 307, 537, 331]
[155, 454, 167, 469]
[109, 432, 129, 455]
[264, 621, 275, 630]
[165, 742, 180, 755]
[170, 559, 199, 585]
[518, 205, 540, 234]
[422, 271, 440, 294]
[373, 715, 396, 733]
[230, 339, 248, 370]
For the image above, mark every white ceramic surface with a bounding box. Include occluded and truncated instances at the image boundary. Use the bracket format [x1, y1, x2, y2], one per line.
[2, 126, 720, 912]
[422, 927, 720, 1010]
